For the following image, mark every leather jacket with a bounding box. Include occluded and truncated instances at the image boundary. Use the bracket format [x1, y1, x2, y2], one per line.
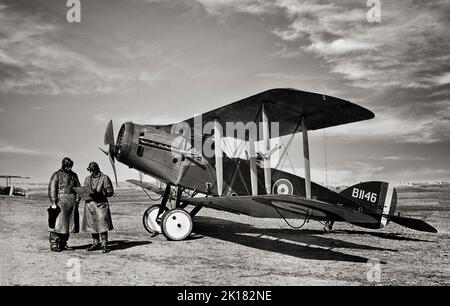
[48, 169, 81, 204]
[84, 172, 114, 203]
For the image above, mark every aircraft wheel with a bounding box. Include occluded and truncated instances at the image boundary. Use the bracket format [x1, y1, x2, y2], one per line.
[143, 205, 168, 234]
[161, 208, 193, 241]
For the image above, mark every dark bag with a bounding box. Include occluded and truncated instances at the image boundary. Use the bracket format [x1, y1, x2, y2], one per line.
[47, 206, 61, 229]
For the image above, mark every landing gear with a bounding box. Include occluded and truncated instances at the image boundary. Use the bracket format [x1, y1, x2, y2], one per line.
[143, 205, 168, 234]
[323, 221, 334, 233]
[142, 183, 171, 234]
[160, 208, 193, 241]
[142, 184, 197, 241]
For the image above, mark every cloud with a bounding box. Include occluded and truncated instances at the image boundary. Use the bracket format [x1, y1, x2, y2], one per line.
[93, 113, 177, 126]
[0, 4, 169, 95]
[0, 139, 64, 156]
[256, 72, 303, 80]
[281, 161, 385, 185]
[198, 0, 450, 90]
[326, 109, 450, 144]
[196, 0, 450, 144]
[431, 73, 450, 86]
[271, 0, 450, 90]
[380, 156, 428, 161]
[196, 0, 273, 16]
[0, 108, 5, 112]
[92, 113, 110, 125]
[306, 38, 377, 55]
[0, 144, 40, 155]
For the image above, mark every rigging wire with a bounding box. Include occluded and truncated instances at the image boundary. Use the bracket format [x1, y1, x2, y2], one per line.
[275, 136, 297, 176]
[139, 173, 163, 201]
[270, 203, 309, 229]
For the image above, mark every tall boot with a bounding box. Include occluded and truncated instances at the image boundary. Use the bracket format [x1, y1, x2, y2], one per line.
[59, 234, 73, 251]
[101, 232, 110, 253]
[87, 233, 101, 251]
[49, 232, 62, 252]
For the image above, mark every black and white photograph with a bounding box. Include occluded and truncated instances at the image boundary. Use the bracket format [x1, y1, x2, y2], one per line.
[0, 0, 449, 289]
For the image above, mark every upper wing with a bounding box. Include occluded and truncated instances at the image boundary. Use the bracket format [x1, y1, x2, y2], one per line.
[178, 88, 374, 139]
[181, 194, 379, 224]
[126, 179, 166, 195]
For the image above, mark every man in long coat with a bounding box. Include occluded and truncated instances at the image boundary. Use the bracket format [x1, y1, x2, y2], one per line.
[82, 162, 114, 253]
[48, 157, 81, 252]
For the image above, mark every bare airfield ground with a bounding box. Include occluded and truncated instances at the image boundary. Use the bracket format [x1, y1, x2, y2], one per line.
[0, 185, 449, 286]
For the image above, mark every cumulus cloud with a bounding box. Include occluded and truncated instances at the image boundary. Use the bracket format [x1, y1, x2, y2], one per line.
[197, 0, 450, 144]
[204, 0, 450, 90]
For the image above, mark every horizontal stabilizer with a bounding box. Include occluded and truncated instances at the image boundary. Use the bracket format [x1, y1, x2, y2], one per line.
[126, 179, 166, 195]
[387, 215, 437, 233]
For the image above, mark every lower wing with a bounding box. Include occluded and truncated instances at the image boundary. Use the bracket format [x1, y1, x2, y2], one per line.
[181, 194, 379, 224]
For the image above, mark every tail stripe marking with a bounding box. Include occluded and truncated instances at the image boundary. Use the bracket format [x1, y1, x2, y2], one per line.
[380, 183, 394, 226]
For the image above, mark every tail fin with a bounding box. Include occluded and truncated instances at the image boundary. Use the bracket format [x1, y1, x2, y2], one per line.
[340, 181, 437, 233]
[340, 181, 397, 227]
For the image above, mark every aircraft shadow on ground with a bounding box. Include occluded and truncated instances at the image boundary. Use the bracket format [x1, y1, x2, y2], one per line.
[334, 230, 433, 242]
[72, 240, 151, 251]
[193, 216, 396, 263]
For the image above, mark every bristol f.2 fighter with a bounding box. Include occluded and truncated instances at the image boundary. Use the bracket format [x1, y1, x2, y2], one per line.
[101, 88, 437, 240]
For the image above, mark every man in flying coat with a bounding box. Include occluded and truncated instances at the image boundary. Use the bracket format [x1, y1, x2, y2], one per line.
[48, 157, 81, 252]
[82, 162, 114, 253]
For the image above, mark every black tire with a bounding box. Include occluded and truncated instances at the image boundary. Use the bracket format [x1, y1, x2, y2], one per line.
[142, 205, 168, 234]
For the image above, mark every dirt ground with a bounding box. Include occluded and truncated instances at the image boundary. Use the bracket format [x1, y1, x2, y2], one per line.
[0, 185, 449, 286]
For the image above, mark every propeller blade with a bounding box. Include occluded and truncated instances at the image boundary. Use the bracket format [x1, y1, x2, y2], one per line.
[104, 120, 118, 187]
[99, 147, 109, 155]
[104, 120, 115, 146]
[139, 171, 143, 182]
[109, 154, 118, 188]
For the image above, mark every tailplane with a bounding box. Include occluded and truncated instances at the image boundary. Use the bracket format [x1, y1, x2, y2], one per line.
[387, 215, 437, 233]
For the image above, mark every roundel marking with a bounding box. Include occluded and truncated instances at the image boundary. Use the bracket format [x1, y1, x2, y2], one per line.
[272, 179, 294, 195]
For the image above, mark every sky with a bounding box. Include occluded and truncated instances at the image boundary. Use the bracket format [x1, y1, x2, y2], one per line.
[0, 0, 449, 185]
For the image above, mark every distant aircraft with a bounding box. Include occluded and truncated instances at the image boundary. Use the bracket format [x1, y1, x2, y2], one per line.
[100, 88, 437, 240]
[0, 175, 30, 197]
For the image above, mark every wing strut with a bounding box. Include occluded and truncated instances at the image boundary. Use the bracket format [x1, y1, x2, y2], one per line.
[214, 118, 223, 196]
[302, 117, 311, 198]
[262, 104, 271, 194]
[248, 136, 258, 195]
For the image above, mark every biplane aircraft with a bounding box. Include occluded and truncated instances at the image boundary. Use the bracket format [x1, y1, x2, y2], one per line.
[0, 175, 30, 197]
[101, 88, 437, 240]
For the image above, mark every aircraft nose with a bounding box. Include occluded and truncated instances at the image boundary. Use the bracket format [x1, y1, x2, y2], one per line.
[116, 122, 134, 161]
